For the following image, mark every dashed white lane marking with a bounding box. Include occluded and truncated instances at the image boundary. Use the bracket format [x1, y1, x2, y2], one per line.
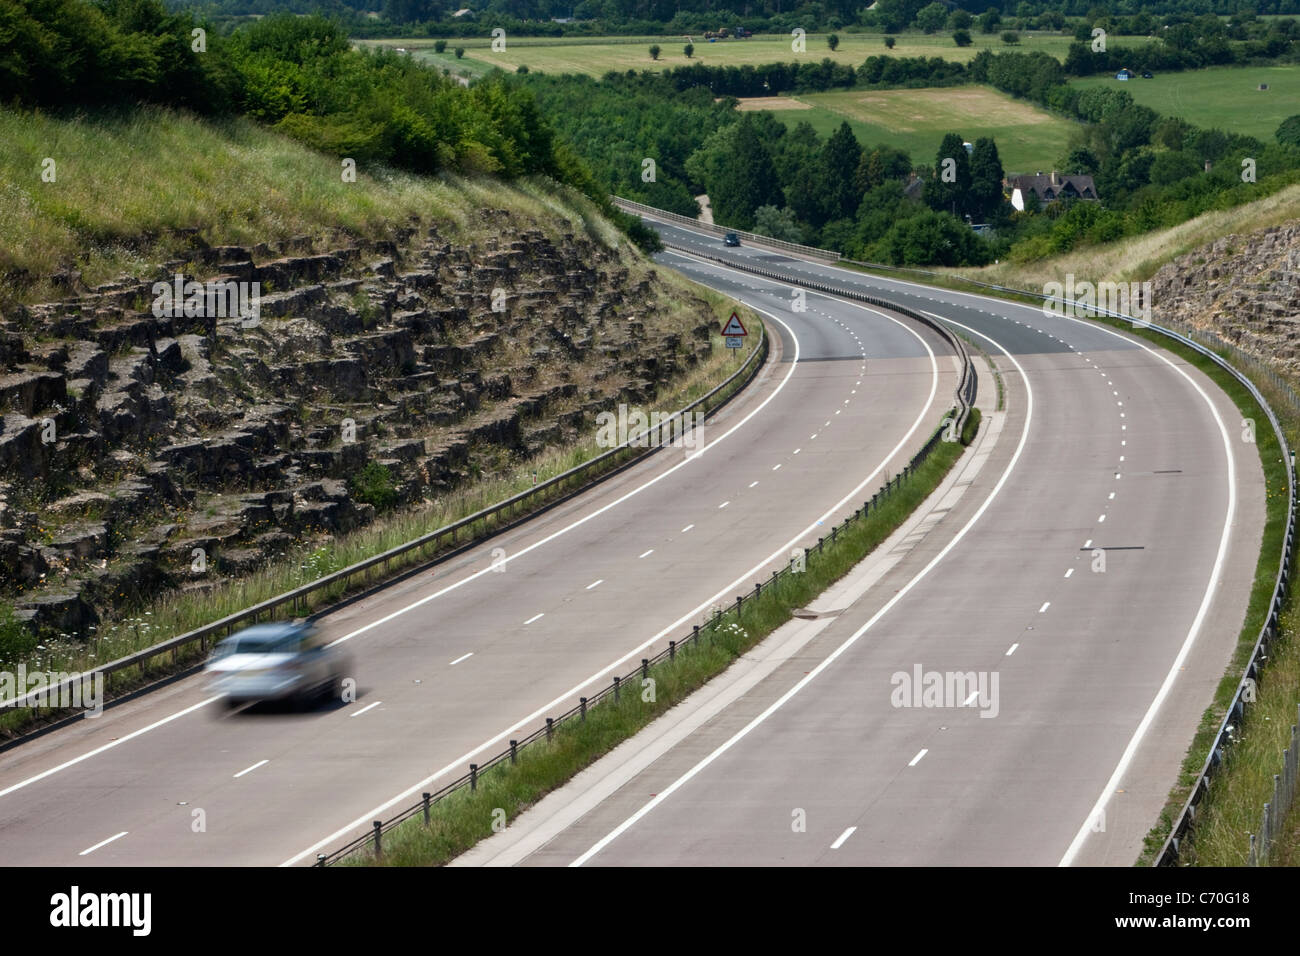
[234, 760, 268, 779]
[1109, 492, 1115, 500]
[681, 524, 694, 533]
[1064, 568, 1074, 578]
[1098, 514, 1106, 522]
[718, 501, 730, 509]
[772, 463, 781, 471]
[351, 701, 383, 717]
[830, 826, 857, 850]
[749, 481, 759, 488]
[793, 448, 801, 455]
[1006, 643, 1020, 656]
[1039, 602, 1051, 613]
[1084, 539, 1092, 548]
[79, 832, 128, 856]
[449, 652, 473, 666]
[963, 690, 980, 706]
[586, 579, 604, 590]
[524, 613, 544, 625]
[908, 749, 929, 767]
[639, 549, 654, 559]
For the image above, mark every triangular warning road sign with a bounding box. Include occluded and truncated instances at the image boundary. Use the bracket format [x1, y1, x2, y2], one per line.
[721, 313, 748, 336]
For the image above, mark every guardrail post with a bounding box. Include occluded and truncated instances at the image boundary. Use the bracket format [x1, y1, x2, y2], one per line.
[510, 740, 518, 764]
[613, 675, 621, 701]
[373, 821, 383, 860]
[317, 854, 326, 866]
[546, 717, 554, 741]
[470, 764, 478, 791]
[693, 624, 700, 645]
[669, 640, 676, 660]
[423, 792, 431, 825]
[642, 659, 649, 680]
[580, 697, 587, 721]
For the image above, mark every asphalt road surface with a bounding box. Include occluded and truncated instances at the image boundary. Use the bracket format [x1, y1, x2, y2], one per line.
[0, 246, 957, 865]
[459, 218, 1266, 867]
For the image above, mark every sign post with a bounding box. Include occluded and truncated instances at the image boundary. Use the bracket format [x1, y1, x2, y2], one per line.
[722, 312, 747, 357]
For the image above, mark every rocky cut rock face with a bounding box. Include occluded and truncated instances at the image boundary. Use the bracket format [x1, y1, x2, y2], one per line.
[0, 212, 715, 640]
[1148, 222, 1300, 370]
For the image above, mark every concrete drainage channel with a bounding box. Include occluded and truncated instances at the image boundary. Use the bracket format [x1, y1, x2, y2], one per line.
[0, 323, 769, 749]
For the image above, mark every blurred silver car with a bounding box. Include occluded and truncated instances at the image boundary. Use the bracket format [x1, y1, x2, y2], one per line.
[205, 621, 350, 709]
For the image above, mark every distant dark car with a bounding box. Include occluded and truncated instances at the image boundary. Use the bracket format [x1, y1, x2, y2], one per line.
[1141, 71, 1153, 78]
[724, 232, 741, 247]
[205, 621, 350, 709]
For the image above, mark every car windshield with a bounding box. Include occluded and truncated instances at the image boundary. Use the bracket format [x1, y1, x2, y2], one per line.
[213, 630, 305, 657]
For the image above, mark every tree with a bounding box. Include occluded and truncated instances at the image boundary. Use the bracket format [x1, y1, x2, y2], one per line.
[948, 9, 973, 31]
[884, 36, 896, 49]
[828, 33, 840, 51]
[1276, 114, 1300, 147]
[968, 137, 1005, 222]
[684, 42, 694, 58]
[926, 132, 972, 217]
[434, 39, 447, 53]
[978, 7, 1001, 33]
[1149, 151, 1201, 186]
[454, 46, 465, 58]
[915, 2, 948, 34]
[649, 44, 660, 60]
[708, 114, 783, 230]
[880, 209, 990, 266]
[1001, 30, 1020, 44]
[752, 205, 805, 242]
[954, 29, 972, 46]
[823, 121, 863, 220]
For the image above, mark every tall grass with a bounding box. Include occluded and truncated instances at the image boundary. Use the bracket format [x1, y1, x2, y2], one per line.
[0, 106, 625, 306]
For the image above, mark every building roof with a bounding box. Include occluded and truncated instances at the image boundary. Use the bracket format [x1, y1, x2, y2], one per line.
[1007, 171, 1098, 203]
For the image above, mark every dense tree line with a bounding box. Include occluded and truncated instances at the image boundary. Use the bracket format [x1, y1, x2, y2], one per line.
[525, 41, 1300, 267]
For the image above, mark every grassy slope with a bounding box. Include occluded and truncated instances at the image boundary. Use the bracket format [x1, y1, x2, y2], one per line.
[946, 181, 1300, 289]
[1072, 64, 1300, 143]
[0, 105, 624, 306]
[358, 31, 1094, 79]
[751, 85, 1078, 172]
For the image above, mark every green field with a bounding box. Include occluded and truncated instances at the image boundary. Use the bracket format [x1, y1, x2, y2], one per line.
[359, 31, 1096, 78]
[749, 85, 1078, 173]
[1072, 65, 1300, 142]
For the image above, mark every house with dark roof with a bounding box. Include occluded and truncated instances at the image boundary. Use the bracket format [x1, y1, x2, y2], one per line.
[1007, 171, 1098, 210]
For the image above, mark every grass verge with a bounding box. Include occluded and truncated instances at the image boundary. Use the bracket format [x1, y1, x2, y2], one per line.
[339, 409, 977, 866]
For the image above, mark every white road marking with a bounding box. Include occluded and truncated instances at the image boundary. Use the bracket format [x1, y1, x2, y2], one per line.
[1006, 643, 1019, 656]
[830, 826, 857, 849]
[681, 524, 694, 533]
[748, 481, 758, 488]
[1039, 602, 1050, 613]
[79, 832, 128, 856]
[0, 696, 219, 800]
[718, 501, 730, 509]
[568, 313, 1028, 867]
[909, 749, 929, 767]
[586, 579, 604, 590]
[1098, 514, 1106, 522]
[449, 652, 473, 666]
[285, 251, 946, 868]
[772, 464, 781, 471]
[524, 613, 544, 625]
[638, 549, 654, 559]
[1064, 568, 1073, 578]
[350, 701, 383, 717]
[234, 760, 268, 778]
